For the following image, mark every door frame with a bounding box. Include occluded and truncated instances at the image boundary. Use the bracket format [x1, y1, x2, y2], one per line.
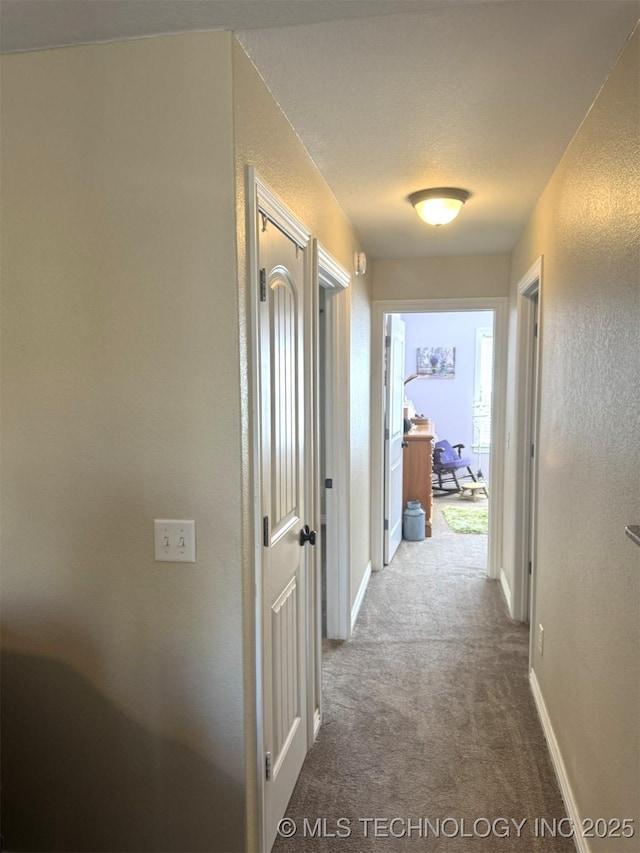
[371, 297, 508, 578]
[512, 257, 543, 639]
[383, 313, 406, 564]
[310, 243, 351, 743]
[315, 244, 351, 645]
[247, 168, 313, 853]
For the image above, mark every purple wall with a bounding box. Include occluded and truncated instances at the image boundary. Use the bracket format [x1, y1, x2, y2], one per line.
[401, 311, 493, 478]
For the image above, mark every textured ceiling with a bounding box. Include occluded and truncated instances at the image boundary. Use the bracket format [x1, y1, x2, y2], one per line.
[238, 2, 639, 257]
[3, 0, 638, 258]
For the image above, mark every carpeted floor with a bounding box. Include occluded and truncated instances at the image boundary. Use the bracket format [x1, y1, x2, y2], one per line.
[273, 497, 572, 852]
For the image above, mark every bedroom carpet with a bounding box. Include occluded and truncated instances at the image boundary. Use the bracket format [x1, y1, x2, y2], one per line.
[441, 504, 489, 535]
[273, 499, 572, 852]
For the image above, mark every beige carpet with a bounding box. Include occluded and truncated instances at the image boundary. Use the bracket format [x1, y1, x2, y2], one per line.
[273, 500, 572, 852]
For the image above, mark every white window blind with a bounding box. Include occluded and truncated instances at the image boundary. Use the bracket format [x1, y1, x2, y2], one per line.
[473, 327, 494, 452]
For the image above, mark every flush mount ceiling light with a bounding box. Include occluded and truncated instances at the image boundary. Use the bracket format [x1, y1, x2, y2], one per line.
[408, 188, 470, 227]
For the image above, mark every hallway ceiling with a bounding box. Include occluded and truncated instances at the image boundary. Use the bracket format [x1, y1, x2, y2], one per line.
[3, 1, 638, 259]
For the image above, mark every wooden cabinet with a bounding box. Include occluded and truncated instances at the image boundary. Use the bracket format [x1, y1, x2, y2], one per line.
[402, 421, 435, 538]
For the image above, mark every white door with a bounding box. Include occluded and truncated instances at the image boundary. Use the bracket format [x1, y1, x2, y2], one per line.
[384, 314, 405, 564]
[259, 219, 311, 851]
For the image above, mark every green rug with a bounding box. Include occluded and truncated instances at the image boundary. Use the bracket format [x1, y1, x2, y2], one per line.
[442, 504, 488, 534]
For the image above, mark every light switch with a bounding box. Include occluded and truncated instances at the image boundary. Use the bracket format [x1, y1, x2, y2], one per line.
[154, 519, 196, 563]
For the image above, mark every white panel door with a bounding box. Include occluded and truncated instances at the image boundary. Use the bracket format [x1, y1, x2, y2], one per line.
[259, 220, 310, 852]
[384, 314, 405, 564]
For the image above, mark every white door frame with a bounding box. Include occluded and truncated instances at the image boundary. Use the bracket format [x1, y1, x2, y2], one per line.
[383, 314, 406, 564]
[310, 243, 351, 743]
[315, 244, 351, 643]
[512, 257, 543, 637]
[247, 168, 314, 853]
[371, 297, 508, 578]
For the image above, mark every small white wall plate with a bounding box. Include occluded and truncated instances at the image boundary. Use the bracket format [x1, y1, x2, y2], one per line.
[354, 251, 367, 276]
[154, 519, 196, 563]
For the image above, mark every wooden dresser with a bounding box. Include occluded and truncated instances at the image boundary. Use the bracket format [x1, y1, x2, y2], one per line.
[402, 421, 435, 538]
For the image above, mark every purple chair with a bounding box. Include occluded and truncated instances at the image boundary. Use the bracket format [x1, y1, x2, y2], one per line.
[432, 440, 477, 493]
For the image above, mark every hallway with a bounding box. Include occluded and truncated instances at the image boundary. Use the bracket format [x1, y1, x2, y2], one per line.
[273, 500, 572, 851]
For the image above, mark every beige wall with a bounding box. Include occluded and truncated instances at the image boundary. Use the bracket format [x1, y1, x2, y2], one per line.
[1, 31, 374, 853]
[372, 253, 510, 301]
[1, 33, 246, 851]
[506, 27, 639, 840]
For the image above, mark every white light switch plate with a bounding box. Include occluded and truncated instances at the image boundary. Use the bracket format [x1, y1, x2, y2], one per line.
[154, 519, 196, 563]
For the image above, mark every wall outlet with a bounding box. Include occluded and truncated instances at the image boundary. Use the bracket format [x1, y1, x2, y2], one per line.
[537, 624, 544, 656]
[154, 519, 196, 563]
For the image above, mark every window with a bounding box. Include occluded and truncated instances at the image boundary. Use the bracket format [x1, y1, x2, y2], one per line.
[473, 327, 494, 453]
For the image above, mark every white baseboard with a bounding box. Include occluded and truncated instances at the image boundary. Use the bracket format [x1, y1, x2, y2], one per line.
[529, 669, 588, 853]
[350, 561, 371, 633]
[499, 569, 513, 618]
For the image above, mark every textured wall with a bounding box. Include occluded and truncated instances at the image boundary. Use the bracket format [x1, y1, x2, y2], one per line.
[232, 41, 358, 275]
[372, 253, 510, 301]
[1, 34, 246, 851]
[507, 26, 639, 841]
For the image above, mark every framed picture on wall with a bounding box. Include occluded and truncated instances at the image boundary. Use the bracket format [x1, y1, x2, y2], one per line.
[417, 346, 456, 378]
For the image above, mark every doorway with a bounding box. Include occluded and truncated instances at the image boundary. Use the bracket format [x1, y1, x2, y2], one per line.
[315, 243, 351, 645]
[372, 298, 508, 579]
[511, 257, 543, 649]
[312, 244, 351, 759]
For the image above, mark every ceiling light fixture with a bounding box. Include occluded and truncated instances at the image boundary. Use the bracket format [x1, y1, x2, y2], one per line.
[408, 187, 470, 227]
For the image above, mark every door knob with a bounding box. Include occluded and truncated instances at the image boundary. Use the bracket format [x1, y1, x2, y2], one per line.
[402, 441, 409, 448]
[299, 525, 317, 546]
